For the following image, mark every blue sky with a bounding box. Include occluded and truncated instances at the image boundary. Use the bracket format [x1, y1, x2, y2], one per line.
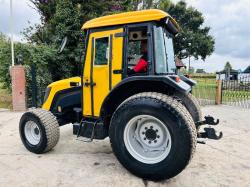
[0, 0, 249, 72]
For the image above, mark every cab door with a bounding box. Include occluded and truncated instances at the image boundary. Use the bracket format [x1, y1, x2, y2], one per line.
[83, 28, 123, 117]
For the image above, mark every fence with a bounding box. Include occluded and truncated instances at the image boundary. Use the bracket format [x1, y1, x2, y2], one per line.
[191, 75, 217, 105]
[221, 75, 250, 108]
[26, 65, 46, 108]
[191, 74, 250, 109]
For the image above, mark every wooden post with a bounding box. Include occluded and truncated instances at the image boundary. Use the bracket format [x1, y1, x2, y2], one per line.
[215, 80, 222, 105]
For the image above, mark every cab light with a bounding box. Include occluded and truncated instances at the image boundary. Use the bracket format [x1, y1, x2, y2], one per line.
[58, 106, 62, 113]
[175, 76, 181, 82]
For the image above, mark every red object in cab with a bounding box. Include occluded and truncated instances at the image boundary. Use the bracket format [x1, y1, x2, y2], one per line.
[133, 58, 148, 73]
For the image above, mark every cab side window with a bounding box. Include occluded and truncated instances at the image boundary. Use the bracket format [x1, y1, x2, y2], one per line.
[128, 41, 142, 69]
[126, 26, 149, 75]
[94, 37, 109, 65]
[127, 26, 148, 69]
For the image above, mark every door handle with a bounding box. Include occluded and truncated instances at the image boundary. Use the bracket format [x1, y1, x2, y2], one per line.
[113, 69, 123, 74]
[84, 81, 96, 87]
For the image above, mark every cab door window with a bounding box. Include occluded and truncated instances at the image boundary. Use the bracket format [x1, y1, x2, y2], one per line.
[94, 37, 109, 65]
[127, 26, 149, 75]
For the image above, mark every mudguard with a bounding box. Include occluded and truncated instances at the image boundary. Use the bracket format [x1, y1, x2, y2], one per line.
[100, 75, 191, 120]
[113, 75, 192, 93]
[179, 75, 197, 87]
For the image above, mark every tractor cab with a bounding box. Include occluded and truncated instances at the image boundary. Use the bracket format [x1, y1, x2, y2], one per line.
[80, 9, 192, 118]
[82, 9, 179, 79]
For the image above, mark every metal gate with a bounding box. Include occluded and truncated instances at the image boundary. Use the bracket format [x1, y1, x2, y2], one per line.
[26, 64, 46, 108]
[221, 75, 250, 108]
[192, 76, 217, 106]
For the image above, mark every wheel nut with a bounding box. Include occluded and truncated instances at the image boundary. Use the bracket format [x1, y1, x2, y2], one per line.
[142, 132, 145, 134]
[144, 137, 146, 140]
[157, 135, 160, 138]
[154, 140, 157, 143]
[156, 129, 158, 132]
[145, 127, 148, 130]
[150, 126, 153, 129]
[148, 141, 151, 144]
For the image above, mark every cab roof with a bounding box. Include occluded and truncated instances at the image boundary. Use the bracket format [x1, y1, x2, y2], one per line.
[82, 9, 180, 30]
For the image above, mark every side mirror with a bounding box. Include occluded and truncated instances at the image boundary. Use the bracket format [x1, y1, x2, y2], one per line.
[58, 37, 68, 53]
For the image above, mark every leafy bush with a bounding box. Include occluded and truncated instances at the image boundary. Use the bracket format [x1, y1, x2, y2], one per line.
[0, 33, 58, 107]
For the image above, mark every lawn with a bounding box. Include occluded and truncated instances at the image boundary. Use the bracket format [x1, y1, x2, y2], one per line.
[0, 82, 12, 109]
[222, 90, 250, 102]
[191, 77, 250, 105]
[192, 77, 217, 102]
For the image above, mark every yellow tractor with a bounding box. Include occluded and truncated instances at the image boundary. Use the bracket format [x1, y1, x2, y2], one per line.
[19, 9, 222, 180]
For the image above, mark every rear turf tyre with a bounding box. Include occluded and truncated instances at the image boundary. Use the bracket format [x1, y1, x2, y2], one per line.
[174, 92, 202, 128]
[109, 92, 196, 181]
[19, 108, 60, 154]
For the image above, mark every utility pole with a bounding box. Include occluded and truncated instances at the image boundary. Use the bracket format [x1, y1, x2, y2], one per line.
[188, 42, 191, 74]
[10, 0, 14, 66]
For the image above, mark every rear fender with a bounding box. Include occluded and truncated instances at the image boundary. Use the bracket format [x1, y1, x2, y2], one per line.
[100, 76, 191, 125]
[179, 75, 197, 87]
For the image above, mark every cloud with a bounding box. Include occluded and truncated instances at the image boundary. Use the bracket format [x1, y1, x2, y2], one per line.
[182, 54, 249, 73]
[186, 0, 250, 59]
[0, 0, 40, 42]
[173, 0, 250, 71]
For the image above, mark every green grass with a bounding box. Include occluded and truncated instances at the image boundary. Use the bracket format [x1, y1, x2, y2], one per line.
[192, 78, 216, 101]
[222, 90, 250, 103]
[0, 82, 12, 109]
[192, 77, 250, 103]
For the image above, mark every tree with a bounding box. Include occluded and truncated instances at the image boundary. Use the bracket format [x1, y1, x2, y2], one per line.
[127, 0, 215, 61]
[189, 66, 195, 74]
[196, 69, 206, 73]
[23, 0, 214, 82]
[159, 1, 215, 61]
[224, 61, 232, 71]
[0, 32, 56, 106]
[24, 0, 131, 81]
[128, 0, 159, 10]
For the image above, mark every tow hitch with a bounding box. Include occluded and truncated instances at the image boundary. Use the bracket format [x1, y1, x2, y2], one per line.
[196, 116, 223, 144]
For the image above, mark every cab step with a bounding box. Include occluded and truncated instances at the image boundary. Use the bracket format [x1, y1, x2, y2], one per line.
[73, 118, 108, 142]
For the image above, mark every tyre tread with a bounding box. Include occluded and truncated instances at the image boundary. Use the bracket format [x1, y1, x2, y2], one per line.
[110, 92, 197, 180]
[28, 108, 60, 152]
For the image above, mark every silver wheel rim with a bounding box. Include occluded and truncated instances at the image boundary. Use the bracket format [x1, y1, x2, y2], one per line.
[124, 115, 172, 164]
[24, 121, 41, 145]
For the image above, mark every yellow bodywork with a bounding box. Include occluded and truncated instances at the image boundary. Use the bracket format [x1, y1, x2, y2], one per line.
[82, 9, 180, 31]
[42, 77, 81, 110]
[83, 28, 123, 117]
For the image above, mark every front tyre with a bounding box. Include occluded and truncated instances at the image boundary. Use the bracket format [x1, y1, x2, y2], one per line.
[109, 92, 196, 181]
[19, 108, 60, 154]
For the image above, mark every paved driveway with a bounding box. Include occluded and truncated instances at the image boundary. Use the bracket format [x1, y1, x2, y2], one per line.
[0, 106, 250, 187]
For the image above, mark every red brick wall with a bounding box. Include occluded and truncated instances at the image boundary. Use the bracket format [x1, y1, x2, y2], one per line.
[11, 66, 26, 111]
